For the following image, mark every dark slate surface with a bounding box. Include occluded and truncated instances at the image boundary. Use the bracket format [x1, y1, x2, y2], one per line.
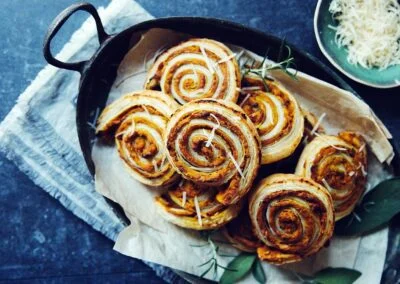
[1, 0, 399, 283]
[0, 0, 164, 283]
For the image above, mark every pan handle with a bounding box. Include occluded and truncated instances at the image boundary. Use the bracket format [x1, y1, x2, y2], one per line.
[43, 2, 109, 72]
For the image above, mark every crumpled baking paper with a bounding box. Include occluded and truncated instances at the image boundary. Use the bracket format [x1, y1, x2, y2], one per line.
[92, 28, 394, 283]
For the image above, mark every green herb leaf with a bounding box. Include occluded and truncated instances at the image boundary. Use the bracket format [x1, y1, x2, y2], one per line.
[312, 267, 361, 284]
[335, 178, 400, 236]
[252, 259, 266, 284]
[219, 253, 256, 284]
[242, 45, 297, 85]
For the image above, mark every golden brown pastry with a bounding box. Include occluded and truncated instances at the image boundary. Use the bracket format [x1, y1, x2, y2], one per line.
[239, 75, 304, 164]
[96, 90, 180, 187]
[295, 131, 368, 220]
[164, 98, 261, 205]
[145, 38, 241, 104]
[249, 174, 334, 265]
[155, 180, 242, 230]
[223, 205, 263, 252]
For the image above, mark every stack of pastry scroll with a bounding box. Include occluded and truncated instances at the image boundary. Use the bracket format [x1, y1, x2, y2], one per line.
[96, 38, 368, 265]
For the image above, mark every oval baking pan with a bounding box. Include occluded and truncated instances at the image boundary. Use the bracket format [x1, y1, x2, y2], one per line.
[43, 3, 400, 283]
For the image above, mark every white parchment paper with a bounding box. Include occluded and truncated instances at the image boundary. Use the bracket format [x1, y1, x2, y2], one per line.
[92, 28, 394, 283]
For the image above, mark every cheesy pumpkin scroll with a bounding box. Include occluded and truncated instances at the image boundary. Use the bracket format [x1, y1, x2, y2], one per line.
[155, 180, 242, 230]
[295, 131, 368, 221]
[249, 174, 334, 265]
[96, 90, 180, 187]
[239, 75, 304, 164]
[145, 38, 241, 105]
[164, 99, 261, 205]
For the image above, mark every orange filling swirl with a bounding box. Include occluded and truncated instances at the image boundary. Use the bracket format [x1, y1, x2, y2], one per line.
[239, 75, 304, 164]
[155, 180, 242, 230]
[296, 131, 368, 220]
[165, 99, 261, 205]
[145, 38, 241, 104]
[96, 90, 180, 187]
[249, 174, 334, 265]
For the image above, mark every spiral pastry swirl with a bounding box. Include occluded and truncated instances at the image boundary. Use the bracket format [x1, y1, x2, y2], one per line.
[96, 90, 180, 187]
[145, 38, 241, 105]
[164, 99, 261, 205]
[295, 131, 368, 220]
[155, 180, 242, 230]
[249, 174, 334, 265]
[223, 206, 263, 252]
[239, 76, 304, 164]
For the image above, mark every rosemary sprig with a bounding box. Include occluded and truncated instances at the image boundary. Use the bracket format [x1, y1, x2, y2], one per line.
[241, 43, 298, 92]
[252, 54, 297, 79]
[193, 231, 237, 280]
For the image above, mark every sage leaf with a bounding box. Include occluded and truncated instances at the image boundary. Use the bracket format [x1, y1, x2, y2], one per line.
[313, 267, 361, 284]
[219, 253, 256, 284]
[252, 259, 266, 283]
[336, 178, 400, 236]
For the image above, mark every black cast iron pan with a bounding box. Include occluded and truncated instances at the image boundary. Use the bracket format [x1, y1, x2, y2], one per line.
[43, 2, 400, 282]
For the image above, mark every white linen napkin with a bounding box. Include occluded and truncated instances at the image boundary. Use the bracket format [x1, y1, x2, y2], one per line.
[0, 0, 182, 283]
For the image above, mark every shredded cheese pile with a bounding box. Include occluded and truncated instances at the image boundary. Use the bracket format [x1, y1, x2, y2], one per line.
[310, 113, 326, 136]
[205, 114, 220, 147]
[314, 133, 347, 151]
[322, 178, 334, 192]
[194, 196, 202, 226]
[239, 93, 251, 107]
[216, 53, 236, 64]
[142, 105, 151, 118]
[152, 160, 159, 172]
[181, 191, 187, 207]
[329, 0, 400, 70]
[227, 152, 244, 178]
[200, 45, 215, 74]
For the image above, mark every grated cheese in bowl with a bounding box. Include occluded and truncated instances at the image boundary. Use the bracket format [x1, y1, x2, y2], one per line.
[329, 0, 400, 70]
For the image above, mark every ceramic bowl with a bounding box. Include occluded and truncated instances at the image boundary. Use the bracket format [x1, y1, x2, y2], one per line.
[314, 0, 400, 89]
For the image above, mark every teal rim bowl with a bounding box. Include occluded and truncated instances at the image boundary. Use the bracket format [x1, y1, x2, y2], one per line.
[314, 0, 400, 89]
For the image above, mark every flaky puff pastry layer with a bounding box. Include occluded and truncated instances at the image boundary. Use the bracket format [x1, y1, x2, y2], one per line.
[145, 38, 241, 105]
[249, 174, 334, 265]
[239, 75, 304, 164]
[96, 90, 180, 187]
[155, 180, 242, 230]
[295, 131, 368, 220]
[164, 98, 261, 205]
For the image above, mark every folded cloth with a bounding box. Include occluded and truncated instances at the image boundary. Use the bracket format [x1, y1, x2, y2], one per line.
[0, 0, 183, 283]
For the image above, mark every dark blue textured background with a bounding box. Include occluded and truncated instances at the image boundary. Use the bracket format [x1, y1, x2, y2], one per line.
[1, 0, 399, 283]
